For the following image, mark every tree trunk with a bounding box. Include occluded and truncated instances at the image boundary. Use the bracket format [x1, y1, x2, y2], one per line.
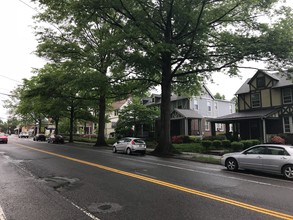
[38, 118, 42, 134]
[54, 118, 59, 135]
[69, 103, 74, 143]
[153, 53, 174, 155]
[95, 95, 107, 146]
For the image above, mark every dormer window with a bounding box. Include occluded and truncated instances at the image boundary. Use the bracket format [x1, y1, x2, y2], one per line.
[256, 76, 265, 88]
[251, 93, 261, 108]
[282, 88, 292, 104]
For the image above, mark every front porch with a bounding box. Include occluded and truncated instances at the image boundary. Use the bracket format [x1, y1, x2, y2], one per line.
[209, 108, 287, 143]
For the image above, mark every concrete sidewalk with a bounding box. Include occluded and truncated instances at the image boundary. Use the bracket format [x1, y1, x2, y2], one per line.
[68, 141, 222, 164]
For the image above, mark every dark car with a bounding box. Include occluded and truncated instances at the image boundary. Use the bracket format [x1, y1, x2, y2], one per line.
[47, 135, 64, 144]
[0, 133, 8, 144]
[33, 134, 46, 141]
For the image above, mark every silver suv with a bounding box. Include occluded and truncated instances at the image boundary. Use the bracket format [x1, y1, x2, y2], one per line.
[113, 137, 146, 155]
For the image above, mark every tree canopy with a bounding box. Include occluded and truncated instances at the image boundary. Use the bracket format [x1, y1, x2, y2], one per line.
[28, 0, 293, 154]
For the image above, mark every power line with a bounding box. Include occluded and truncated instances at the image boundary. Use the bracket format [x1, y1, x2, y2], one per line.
[17, 0, 39, 13]
[0, 75, 22, 83]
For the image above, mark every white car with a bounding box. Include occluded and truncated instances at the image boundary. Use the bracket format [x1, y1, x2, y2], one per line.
[18, 132, 29, 138]
[221, 144, 293, 180]
[113, 137, 146, 155]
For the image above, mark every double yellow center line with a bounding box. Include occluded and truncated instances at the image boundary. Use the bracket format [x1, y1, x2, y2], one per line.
[17, 144, 293, 220]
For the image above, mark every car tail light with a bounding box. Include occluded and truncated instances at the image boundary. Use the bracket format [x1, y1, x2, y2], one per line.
[131, 140, 135, 145]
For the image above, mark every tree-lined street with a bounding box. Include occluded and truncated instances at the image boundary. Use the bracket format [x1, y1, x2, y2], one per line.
[1, 136, 293, 220]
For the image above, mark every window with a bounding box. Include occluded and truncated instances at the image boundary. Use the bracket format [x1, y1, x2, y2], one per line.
[214, 102, 218, 110]
[114, 110, 119, 116]
[207, 101, 211, 112]
[216, 123, 223, 131]
[194, 99, 199, 110]
[251, 93, 260, 108]
[245, 146, 266, 154]
[256, 77, 265, 88]
[205, 121, 210, 131]
[111, 122, 117, 129]
[229, 105, 233, 113]
[266, 147, 289, 156]
[282, 88, 292, 104]
[283, 116, 293, 133]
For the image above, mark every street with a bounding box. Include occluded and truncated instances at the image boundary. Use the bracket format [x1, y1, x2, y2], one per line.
[0, 135, 293, 220]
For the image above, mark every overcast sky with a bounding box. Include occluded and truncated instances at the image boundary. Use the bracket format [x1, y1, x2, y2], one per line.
[0, 1, 291, 121]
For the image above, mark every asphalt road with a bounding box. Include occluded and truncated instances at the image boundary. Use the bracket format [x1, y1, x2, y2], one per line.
[0, 135, 293, 220]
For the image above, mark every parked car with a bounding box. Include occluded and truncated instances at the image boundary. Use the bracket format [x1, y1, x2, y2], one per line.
[33, 134, 46, 141]
[112, 137, 146, 155]
[18, 132, 29, 138]
[0, 133, 8, 144]
[221, 144, 293, 180]
[47, 135, 64, 144]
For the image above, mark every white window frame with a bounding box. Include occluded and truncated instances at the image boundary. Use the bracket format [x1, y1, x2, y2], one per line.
[282, 88, 292, 104]
[283, 116, 293, 133]
[207, 101, 211, 112]
[205, 121, 210, 131]
[251, 93, 261, 108]
[216, 123, 223, 132]
[194, 99, 199, 110]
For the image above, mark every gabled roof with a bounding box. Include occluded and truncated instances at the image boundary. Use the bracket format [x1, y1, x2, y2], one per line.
[172, 108, 203, 119]
[236, 70, 293, 95]
[112, 98, 131, 110]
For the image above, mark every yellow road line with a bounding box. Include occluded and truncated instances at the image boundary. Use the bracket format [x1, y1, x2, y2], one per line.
[17, 144, 293, 220]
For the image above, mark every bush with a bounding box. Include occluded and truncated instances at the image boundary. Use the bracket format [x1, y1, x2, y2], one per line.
[240, 140, 253, 149]
[171, 136, 183, 144]
[212, 140, 222, 148]
[251, 139, 260, 145]
[221, 139, 231, 148]
[231, 141, 244, 152]
[173, 143, 203, 153]
[182, 136, 194, 143]
[201, 140, 212, 151]
[187, 136, 202, 143]
[271, 135, 285, 144]
[202, 135, 226, 141]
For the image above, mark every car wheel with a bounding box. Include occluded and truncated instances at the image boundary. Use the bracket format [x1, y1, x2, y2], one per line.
[282, 165, 293, 180]
[225, 158, 238, 171]
[126, 148, 132, 155]
[113, 146, 117, 153]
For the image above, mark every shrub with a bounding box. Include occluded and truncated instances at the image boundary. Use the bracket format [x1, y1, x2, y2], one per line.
[171, 136, 183, 144]
[187, 136, 202, 143]
[221, 139, 231, 148]
[201, 140, 212, 151]
[182, 136, 193, 143]
[231, 141, 244, 152]
[212, 140, 222, 148]
[240, 140, 253, 149]
[271, 135, 285, 144]
[202, 135, 226, 141]
[251, 139, 260, 145]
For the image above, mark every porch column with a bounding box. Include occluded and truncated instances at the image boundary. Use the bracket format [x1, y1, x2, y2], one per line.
[211, 121, 216, 136]
[185, 118, 188, 136]
[262, 119, 267, 143]
[198, 119, 202, 135]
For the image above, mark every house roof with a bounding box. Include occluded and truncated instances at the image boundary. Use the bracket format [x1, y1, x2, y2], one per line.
[173, 108, 203, 119]
[236, 70, 293, 95]
[112, 98, 130, 110]
[209, 108, 280, 122]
